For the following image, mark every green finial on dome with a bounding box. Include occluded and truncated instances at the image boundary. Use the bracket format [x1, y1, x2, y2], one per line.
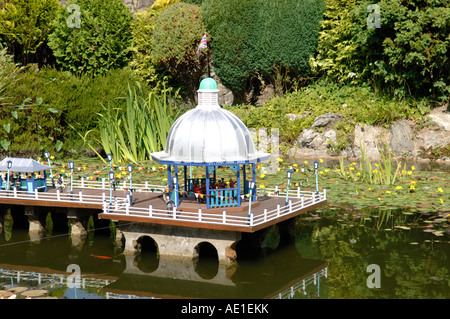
[199, 77, 218, 90]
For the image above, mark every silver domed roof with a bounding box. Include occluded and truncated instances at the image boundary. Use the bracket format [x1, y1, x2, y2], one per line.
[151, 78, 269, 165]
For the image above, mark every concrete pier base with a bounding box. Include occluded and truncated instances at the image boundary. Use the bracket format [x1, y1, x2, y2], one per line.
[120, 222, 241, 264]
[67, 208, 88, 238]
[24, 206, 45, 241]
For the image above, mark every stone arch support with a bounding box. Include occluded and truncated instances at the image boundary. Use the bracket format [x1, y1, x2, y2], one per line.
[120, 223, 241, 264]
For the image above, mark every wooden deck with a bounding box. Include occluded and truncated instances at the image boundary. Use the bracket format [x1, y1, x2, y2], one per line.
[0, 182, 327, 233]
[99, 189, 327, 233]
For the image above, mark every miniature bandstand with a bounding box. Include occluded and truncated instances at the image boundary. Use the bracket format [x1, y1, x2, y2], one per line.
[151, 77, 269, 210]
[99, 78, 327, 264]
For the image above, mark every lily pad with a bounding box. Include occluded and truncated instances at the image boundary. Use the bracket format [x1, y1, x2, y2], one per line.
[8, 286, 28, 293]
[21, 289, 48, 297]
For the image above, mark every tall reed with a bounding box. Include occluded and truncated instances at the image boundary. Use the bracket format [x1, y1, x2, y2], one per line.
[97, 83, 180, 163]
[337, 143, 410, 186]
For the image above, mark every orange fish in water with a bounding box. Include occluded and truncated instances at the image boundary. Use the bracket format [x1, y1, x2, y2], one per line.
[91, 254, 113, 260]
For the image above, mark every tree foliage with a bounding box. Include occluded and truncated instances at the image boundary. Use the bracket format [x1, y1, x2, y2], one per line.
[202, 0, 325, 96]
[48, 0, 132, 76]
[310, 0, 450, 103]
[0, 44, 22, 106]
[0, 0, 60, 64]
[150, 2, 208, 102]
[129, 0, 180, 94]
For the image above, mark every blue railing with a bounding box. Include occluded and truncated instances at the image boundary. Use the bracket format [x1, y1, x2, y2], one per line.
[209, 188, 238, 207]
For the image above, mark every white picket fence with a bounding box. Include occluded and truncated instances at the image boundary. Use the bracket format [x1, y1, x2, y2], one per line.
[102, 187, 327, 228]
[0, 187, 127, 208]
[64, 177, 165, 193]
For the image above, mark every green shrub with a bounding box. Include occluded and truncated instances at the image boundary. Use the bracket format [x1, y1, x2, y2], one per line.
[0, 0, 60, 64]
[202, 0, 255, 93]
[203, 0, 325, 95]
[0, 44, 23, 108]
[129, 0, 179, 95]
[151, 2, 207, 102]
[0, 66, 145, 156]
[48, 0, 133, 76]
[310, 0, 450, 103]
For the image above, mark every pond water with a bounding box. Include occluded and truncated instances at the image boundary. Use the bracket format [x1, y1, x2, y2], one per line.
[0, 205, 448, 299]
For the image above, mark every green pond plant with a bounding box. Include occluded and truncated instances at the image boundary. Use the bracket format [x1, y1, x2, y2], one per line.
[97, 82, 181, 164]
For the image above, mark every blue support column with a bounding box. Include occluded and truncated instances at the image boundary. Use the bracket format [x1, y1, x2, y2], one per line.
[237, 165, 241, 207]
[183, 165, 187, 192]
[174, 164, 179, 207]
[167, 165, 172, 190]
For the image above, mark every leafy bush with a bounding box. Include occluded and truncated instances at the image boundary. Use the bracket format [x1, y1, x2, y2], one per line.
[48, 0, 133, 76]
[0, 0, 60, 64]
[0, 66, 145, 156]
[151, 2, 207, 102]
[0, 44, 23, 107]
[129, 0, 180, 94]
[203, 0, 325, 95]
[310, 0, 450, 103]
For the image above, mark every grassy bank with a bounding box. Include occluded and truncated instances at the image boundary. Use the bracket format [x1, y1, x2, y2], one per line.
[226, 80, 432, 154]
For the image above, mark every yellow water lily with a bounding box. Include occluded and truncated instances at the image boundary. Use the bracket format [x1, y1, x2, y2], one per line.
[303, 160, 308, 164]
[386, 191, 392, 194]
[260, 174, 266, 178]
[407, 171, 413, 175]
[319, 159, 324, 163]
[277, 158, 283, 162]
[440, 198, 444, 205]
[411, 165, 415, 171]
[437, 187, 443, 193]
[396, 186, 403, 190]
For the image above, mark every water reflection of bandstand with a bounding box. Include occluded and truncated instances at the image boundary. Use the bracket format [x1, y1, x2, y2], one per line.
[0, 248, 328, 299]
[103, 251, 328, 299]
[0, 264, 118, 296]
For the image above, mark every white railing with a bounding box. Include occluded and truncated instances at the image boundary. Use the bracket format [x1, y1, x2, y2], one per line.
[272, 267, 328, 299]
[261, 185, 326, 199]
[0, 187, 127, 208]
[47, 177, 165, 193]
[102, 189, 327, 228]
